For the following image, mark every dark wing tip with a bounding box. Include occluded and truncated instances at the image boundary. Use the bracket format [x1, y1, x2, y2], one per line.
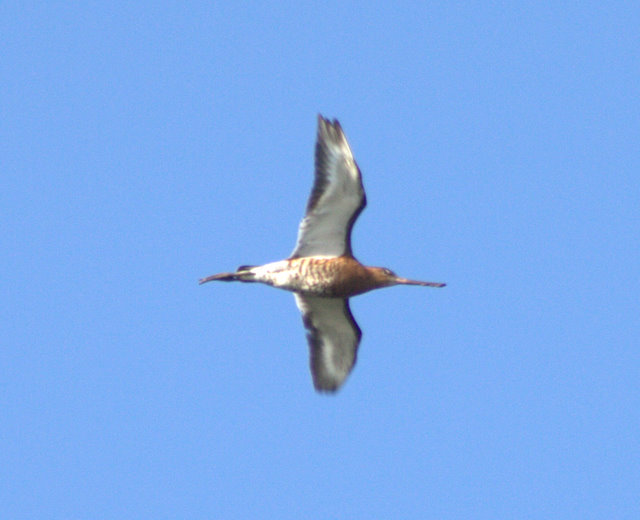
[317, 114, 345, 144]
[305, 114, 351, 215]
[311, 367, 340, 392]
[317, 113, 337, 126]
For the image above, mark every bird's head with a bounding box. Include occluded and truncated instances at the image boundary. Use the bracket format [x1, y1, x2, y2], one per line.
[369, 267, 446, 289]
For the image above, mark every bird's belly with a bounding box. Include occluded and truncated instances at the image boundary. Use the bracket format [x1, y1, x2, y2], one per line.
[252, 258, 368, 297]
[264, 268, 339, 296]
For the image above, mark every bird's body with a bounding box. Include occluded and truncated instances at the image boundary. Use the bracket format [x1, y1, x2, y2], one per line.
[201, 115, 445, 392]
[200, 256, 436, 298]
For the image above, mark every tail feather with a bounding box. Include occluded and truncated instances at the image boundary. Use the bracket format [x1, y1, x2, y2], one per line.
[199, 266, 257, 285]
[199, 272, 238, 284]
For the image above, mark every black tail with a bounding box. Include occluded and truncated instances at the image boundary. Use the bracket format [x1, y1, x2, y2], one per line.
[199, 265, 257, 285]
[199, 272, 239, 284]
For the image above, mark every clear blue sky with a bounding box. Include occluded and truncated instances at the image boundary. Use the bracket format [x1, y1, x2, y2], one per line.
[2, 2, 639, 518]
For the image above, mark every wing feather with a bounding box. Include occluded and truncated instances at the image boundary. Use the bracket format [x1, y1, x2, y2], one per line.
[290, 115, 366, 258]
[294, 294, 362, 392]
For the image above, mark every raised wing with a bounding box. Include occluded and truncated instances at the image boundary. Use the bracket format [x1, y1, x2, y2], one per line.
[294, 294, 362, 392]
[290, 115, 366, 259]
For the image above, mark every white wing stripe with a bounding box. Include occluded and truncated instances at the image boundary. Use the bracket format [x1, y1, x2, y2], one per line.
[291, 116, 366, 258]
[294, 294, 362, 392]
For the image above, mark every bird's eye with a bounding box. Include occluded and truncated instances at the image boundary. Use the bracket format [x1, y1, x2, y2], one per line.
[382, 268, 394, 276]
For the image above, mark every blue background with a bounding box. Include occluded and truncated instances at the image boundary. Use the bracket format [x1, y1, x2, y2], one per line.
[3, 2, 639, 518]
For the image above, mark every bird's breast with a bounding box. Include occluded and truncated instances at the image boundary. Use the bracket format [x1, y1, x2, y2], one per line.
[256, 256, 374, 297]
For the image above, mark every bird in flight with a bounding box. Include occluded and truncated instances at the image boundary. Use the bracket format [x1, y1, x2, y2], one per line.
[200, 115, 445, 392]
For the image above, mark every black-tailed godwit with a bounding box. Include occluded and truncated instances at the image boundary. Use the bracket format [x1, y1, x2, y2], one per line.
[201, 115, 445, 392]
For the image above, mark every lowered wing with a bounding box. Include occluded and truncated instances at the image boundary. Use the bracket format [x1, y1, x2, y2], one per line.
[294, 294, 362, 392]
